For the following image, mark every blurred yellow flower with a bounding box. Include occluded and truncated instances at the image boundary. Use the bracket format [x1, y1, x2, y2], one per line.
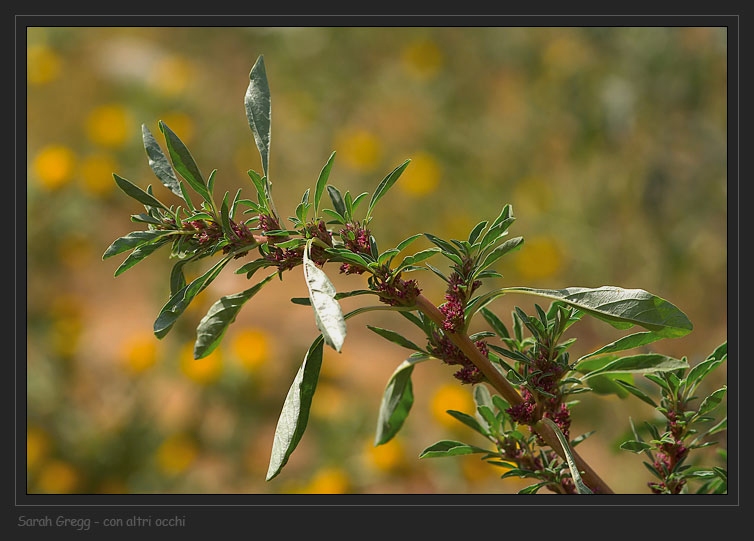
[430, 382, 475, 429]
[27, 44, 62, 85]
[364, 438, 407, 473]
[157, 111, 195, 144]
[120, 332, 159, 374]
[401, 39, 444, 80]
[155, 433, 198, 476]
[32, 144, 76, 191]
[79, 152, 118, 197]
[148, 55, 195, 97]
[512, 235, 564, 281]
[301, 466, 351, 494]
[27, 426, 51, 471]
[397, 151, 441, 197]
[230, 328, 269, 372]
[179, 341, 222, 384]
[333, 127, 381, 172]
[85, 104, 133, 148]
[309, 381, 347, 421]
[36, 460, 80, 494]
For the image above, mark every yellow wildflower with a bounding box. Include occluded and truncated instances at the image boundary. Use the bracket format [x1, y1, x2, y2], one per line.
[85, 104, 133, 148]
[179, 341, 222, 384]
[32, 144, 76, 191]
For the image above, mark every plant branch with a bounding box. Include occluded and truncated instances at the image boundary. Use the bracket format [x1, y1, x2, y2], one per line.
[413, 293, 614, 494]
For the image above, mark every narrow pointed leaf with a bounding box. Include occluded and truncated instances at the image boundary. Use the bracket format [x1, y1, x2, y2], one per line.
[500, 286, 693, 337]
[614, 380, 658, 407]
[194, 273, 277, 359]
[314, 151, 336, 215]
[446, 410, 488, 436]
[142, 124, 182, 197]
[103, 230, 175, 259]
[266, 336, 324, 481]
[367, 159, 410, 218]
[478, 236, 524, 271]
[480, 307, 510, 339]
[578, 331, 666, 362]
[113, 174, 168, 210]
[542, 417, 593, 494]
[245, 55, 272, 177]
[698, 387, 727, 416]
[366, 325, 424, 352]
[375, 354, 429, 445]
[579, 353, 688, 380]
[153, 256, 231, 338]
[326, 185, 347, 218]
[419, 440, 491, 458]
[113, 236, 172, 276]
[158, 121, 209, 202]
[303, 244, 346, 352]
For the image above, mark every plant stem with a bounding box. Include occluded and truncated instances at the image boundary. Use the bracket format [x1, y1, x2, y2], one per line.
[413, 294, 614, 494]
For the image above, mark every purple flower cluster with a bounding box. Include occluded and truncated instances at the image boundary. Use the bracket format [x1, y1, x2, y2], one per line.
[189, 219, 223, 245]
[373, 272, 421, 307]
[648, 410, 689, 494]
[506, 353, 570, 437]
[439, 272, 481, 333]
[305, 220, 333, 266]
[427, 332, 486, 385]
[339, 222, 371, 275]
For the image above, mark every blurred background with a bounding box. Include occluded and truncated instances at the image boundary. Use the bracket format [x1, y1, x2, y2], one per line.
[25, 25, 728, 495]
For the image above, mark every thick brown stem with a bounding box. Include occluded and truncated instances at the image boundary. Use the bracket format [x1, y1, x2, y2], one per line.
[413, 294, 614, 494]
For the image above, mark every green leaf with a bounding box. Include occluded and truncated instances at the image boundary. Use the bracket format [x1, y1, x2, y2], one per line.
[235, 258, 274, 279]
[577, 331, 666, 362]
[445, 410, 488, 436]
[142, 124, 182, 197]
[220, 191, 233, 238]
[266, 336, 324, 481]
[314, 152, 336, 216]
[467, 220, 488, 245]
[396, 247, 441, 271]
[303, 243, 346, 352]
[113, 236, 172, 276]
[578, 353, 688, 380]
[686, 344, 726, 389]
[245, 55, 272, 178]
[153, 256, 231, 339]
[479, 217, 515, 253]
[367, 159, 411, 219]
[103, 230, 175, 260]
[112, 174, 168, 210]
[697, 386, 727, 416]
[419, 440, 491, 458]
[480, 307, 510, 339]
[158, 121, 210, 203]
[500, 286, 693, 338]
[395, 233, 424, 253]
[374, 354, 429, 445]
[366, 325, 424, 352]
[542, 417, 593, 494]
[326, 185, 347, 219]
[614, 380, 658, 407]
[478, 236, 524, 272]
[473, 382, 494, 410]
[620, 440, 653, 453]
[193, 273, 277, 359]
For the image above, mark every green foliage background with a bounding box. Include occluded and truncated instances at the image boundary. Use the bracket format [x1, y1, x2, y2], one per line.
[25, 25, 728, 494]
